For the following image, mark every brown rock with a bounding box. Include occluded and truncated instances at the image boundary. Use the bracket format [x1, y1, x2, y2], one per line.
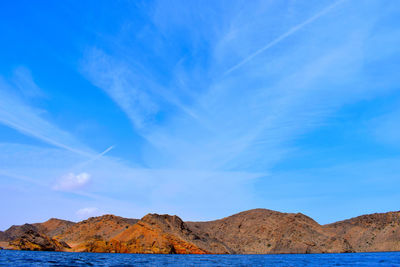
[3, 209, 400, 254]
[34, 218, 75, 237]
[75, 214, 219, 254]
[55, 214, 138, 244]
[110, 214, 209, 254]
[1, 218, 75, 242]
[0, 231, 10, 242]
[187, 209, 353, 254]
[2, 224, 39, 241]
[8, 229, 69, 251]
[324, 211, 400, 252]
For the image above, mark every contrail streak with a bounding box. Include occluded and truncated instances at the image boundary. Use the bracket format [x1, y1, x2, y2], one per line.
[0, 117, 92, 157]
[224, 0, 346, 75]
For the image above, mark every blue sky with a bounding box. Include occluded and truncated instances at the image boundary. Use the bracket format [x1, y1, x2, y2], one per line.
[1, 0, 400, 230]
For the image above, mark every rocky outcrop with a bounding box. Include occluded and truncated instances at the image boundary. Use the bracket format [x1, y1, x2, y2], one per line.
[8, 229, 70, 251]
[2, 209, 400, 254]
[34, 218, 75, 237]
[0, 231, 9, 242]
[74, 214, 227, 254]
[117, 214, 231, 253]
[0, 218, 75, 242]
[324, 211, 400, 252]
[2, 224, 39, 241]
[187, 209, 353, 254]
[55, 214, 138, 244]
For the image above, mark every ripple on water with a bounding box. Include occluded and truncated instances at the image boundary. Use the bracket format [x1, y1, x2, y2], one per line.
[1, 250, 400, 267]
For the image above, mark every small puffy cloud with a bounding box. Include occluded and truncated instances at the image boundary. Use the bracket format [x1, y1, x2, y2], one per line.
[76, 207, 102, 219]
[53, 172, 91, 191]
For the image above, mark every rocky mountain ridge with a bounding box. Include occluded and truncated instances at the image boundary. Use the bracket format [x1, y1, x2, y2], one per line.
[1, 209, 399, 254]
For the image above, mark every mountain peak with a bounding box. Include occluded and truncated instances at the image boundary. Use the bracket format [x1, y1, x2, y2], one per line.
[2, 209, 400, 254]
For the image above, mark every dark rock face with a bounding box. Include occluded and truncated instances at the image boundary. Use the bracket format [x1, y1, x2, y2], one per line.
[0, 231, 10, 242]
[0, 218, 75, 242]
[3, 224, 39, 241]
[8, 229, 69, 251]
[33, 218, 76, 237]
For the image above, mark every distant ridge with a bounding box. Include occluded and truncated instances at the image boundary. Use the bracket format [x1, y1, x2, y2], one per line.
[1, 209, 399, 254]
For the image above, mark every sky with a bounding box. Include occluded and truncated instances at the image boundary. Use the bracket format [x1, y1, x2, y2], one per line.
[0, 0, 400, 230]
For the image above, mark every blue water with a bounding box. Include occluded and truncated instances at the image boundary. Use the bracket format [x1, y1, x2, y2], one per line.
[1, 250, 400, 266]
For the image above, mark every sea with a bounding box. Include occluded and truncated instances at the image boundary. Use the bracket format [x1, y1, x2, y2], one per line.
[1, 250, 400, 266]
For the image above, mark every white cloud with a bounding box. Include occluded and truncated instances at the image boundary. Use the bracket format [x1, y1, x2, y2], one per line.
[81, 48, 199, 133]
[53, 172, 91, 191]
[81, 49, 159, 130]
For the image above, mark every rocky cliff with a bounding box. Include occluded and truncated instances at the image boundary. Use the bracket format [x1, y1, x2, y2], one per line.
[54, 214, 138, 245]
[0, 223, 39, 242]
[70, 214, 229, 254]
[187, 209, 353, 254]
[33, 218, 76, 237]
[2, 209, 399, 254]
[324, 211, 400, 252]
[8, 229, 70, 251]
[0, 218, 75, 242]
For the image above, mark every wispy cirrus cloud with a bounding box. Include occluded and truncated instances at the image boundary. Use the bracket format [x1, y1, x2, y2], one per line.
[12, 66, 45, 99]
[81, 49, 197, 131]
[81, 49, 159, 129]
[81, 0, 397, 174]
[0, 77, 91, 156]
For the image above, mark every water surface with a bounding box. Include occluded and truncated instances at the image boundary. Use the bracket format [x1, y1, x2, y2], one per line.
[1, 250, 400, 266]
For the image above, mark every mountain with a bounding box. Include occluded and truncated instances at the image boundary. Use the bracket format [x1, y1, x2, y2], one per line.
[0, 231, 9, 242]
[8, 229, 70, 252]
[1, 223, 39, 242]
[33, 218, 76, 237]
[110, 213, 231, 254]
[0, 218, 75, 242]
[1, 209, 399, 254]
[71, 214, 230, 254]
[0, 219, 76, 250]
[55, 215, 138, 245]
[187, 209, 352, 254]
[324, 211, 400, 252]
